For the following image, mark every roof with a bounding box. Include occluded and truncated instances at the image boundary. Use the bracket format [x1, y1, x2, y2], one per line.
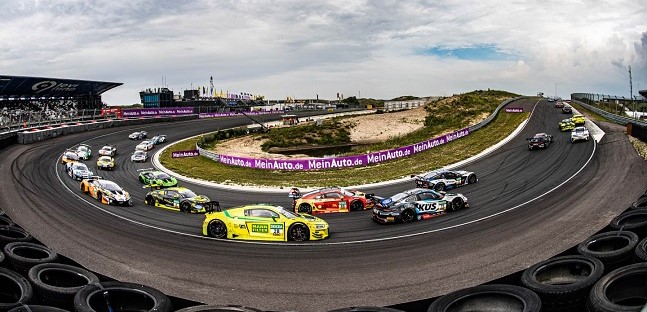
[0, 75, 122, 98]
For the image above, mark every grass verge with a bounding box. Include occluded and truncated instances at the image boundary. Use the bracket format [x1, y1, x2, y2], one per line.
[160, 111, 529, 188]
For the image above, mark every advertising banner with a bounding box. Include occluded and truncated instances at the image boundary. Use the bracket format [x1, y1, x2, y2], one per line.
[198, 110, 285, 118]
[172, 150, 200, 158]
[218, 128, 470, 170]
[122, 107, 195, 117]
[505, 108, 524, 113]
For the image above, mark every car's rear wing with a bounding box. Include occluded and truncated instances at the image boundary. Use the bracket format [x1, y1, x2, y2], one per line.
[288, 188, 302, 199]
[204, 201, 221, 213]
[365, 193, 385, 206]
[137, 168, 156, 172]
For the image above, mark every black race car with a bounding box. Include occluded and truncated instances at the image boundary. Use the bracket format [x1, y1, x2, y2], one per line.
[371, 188, 469, 224]
[527, 133, 553, 150]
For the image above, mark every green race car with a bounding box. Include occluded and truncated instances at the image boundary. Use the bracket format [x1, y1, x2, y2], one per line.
[138, 169, 178, 188]
[559, 118, 575, 132]
[144, 187, 215, 213]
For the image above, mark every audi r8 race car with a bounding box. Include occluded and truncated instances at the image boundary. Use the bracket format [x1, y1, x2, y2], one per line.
[371, 188, 469, 224]
[131, 150, 148, 162]
[559, 119, 575, 132]
[562, 105, 573, 114]
[412, 169, 477, 192]
[96, 156, 115, 171]
[65, 161, 93, 181]
[75, 144, 92, 160]
[144, 187, 216, 213]
[138, 169, 178, 188]
[527, 133, 553, 150]
[80, 177, 132, 206]
[98, 145, 117, 157]
[203, 204, 329, 241]
[61, 150, 80, 164]
[129, 131, 147, 140]
[136, 140, 154, 151]
[289, 187, 373, 214]
[571, 126, 590, 143]
[571, 114, 586, 126]
[150, 135, 167, 145]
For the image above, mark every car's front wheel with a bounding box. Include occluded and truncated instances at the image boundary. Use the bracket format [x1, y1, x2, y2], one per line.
[180, 201, 191, 213]
[350, 200, 364, 211]
[298, 203, 312, 214]
[468, 174, 477, 184]
[434, 183, 445, 192]
[447, 197, 464, 212]
[207, 220, 227, 239]
[288, 223, 309, 241]
[401, 209, 416, 223]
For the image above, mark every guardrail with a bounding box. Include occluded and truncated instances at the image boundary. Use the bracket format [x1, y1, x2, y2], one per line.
[572, 100, 647, 127]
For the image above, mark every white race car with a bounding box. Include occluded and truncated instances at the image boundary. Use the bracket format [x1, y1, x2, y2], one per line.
[571, 126, 590, 143]
[412, 169, 478, 192]
[66, 161, 94, 181]
[131, 150, 148, 162]
[129, 131, 147, 140]
[135, 140, 154, 151]
[98, 145, 117, 157]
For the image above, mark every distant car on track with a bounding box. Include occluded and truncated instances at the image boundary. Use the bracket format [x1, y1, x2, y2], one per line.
[144, 186, 216, 213]
[559, 119, 575, 132]
[131, 150, 148, 162]
[571, 126, 590, 143]
[289, 187, 373, 214]
[80, 177, 132, 206]
[138, 169, 178, 188]
[412, 169, 477, 192]
[202, 204, 329, 241]
[562, 105, 572, 114]
[571, 114, 586, 126]
[96, 156, 115, 171]
[98, 145, 117, 157]
[527, 133, 553, 150]
[555, 101, 564, 108]
[61, 150, 80, 164]
[75, 144, 92, 160]
[129, 131, 147, 140]
[136, 140, 154, 151]
[66, 161, 93, 181]
[371, 188, 469, 224]
[150, 135, 167, 145]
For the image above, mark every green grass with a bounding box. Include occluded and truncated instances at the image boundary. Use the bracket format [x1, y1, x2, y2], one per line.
[160, 110, 529, 188]
[570, 102, 610, 123]
[259, 119, 353, 151]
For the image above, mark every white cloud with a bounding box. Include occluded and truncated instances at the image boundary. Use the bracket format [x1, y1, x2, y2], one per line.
[1, 0, 646, 104]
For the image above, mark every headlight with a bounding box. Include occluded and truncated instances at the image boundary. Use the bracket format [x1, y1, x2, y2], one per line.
[315, 224, 327, 229]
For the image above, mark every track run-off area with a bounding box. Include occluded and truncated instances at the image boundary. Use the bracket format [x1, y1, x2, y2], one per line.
[1, 98, 646, 311]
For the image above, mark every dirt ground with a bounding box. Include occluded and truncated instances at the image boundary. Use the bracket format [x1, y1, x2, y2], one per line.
[213, 107, 427, 158]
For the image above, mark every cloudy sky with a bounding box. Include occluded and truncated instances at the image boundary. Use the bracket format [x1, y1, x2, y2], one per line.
[1, 0, 646, 105]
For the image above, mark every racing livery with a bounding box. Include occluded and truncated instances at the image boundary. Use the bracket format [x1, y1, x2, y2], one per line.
[203, 204, 329, 241]
[571, 126, 590, 143]
[559, 118, 575, 132]
[555, 101, 565, 108]
[562, 105, 573, 114]
[289, 187, 373, 214]
[412, 169, 477, 192]
[129, 131, 147, 140]
[136, 140, 154, 151]
[150, 135, 167, 145]
[96, 156, 115, 171]
[138, 169, 178, 188]
[144, 187, 216, 213]
[371, 188, 469, 224]
[61, 150, 80, 164]
[75, 144, 92, 160]
[98, 145, 117, 157]
[527, 133, 553, 150]
[571, 114, 586, 126]
[80, 177, 132, 206]
[66, 161, 93, 181]
[131, 150, 148, 162]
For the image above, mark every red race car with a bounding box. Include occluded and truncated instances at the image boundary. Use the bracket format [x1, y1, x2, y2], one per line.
[289, 187, 373, 214]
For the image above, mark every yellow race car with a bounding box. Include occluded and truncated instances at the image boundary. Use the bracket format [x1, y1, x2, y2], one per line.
[96, 156, 115, 171]
[203, 204, 329, 241]
[61, 150, 80, 164]
[559, 119, 575, 132]
[571, 114, 586, 126]
[80, 177, 132, 206]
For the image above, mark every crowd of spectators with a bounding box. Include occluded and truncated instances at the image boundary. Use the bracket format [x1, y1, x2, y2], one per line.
[0, 99, 94, 130]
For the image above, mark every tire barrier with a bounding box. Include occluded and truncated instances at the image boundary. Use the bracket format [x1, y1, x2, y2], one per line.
[3, 243, 58, 275]
[328, 307, 406, 312]
[520, 255, 604, 311]
[0, 216, 14, 227]
[0, 226, 33, 249]
[73, 282, 172, 312]
[630, 197, 647, 210]
[587, 262, 647, 312]
[0, 267, 33, 311]
[8, 305, 70, 312]
[27, 263, 99, 310]
[577, 231, 639, 274]
[175, 305, 264, 312]
[426, 284, 541, 312]
[0, 209, 5, 217]
[0, 250, 4, 267]
[609, 210, 647, 239]
[635, 237, 647, 263]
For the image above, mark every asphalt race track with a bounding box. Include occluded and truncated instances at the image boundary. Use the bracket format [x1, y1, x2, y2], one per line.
[1, 99, 646, 311]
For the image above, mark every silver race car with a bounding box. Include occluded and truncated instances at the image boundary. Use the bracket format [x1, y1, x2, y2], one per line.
[412, 169, 477, 192]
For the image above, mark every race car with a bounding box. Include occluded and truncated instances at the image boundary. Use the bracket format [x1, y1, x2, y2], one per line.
[61, 150, 80, 164]
[75, 144, 92, 160]
[289, 187, 373, 214]
[96, 156, 115, 171]
[412, 169, 477, 192]
[144, 187, 215, 213]
[562, 105, 573, 114]
[80, 177, 132, 206]
[202, 204, 329, 241]
[98, 145, 117, 157]
[559, 118, 575, 132]
[371, 188, 469, 224]
[571, 114, 586, 126]
[131, 150, 148, 162]
[527, 133, 553, 150]
[129, 131, 147, 140]
[571, 126, 590, 143]
[150, 135, 167, 145]
[138, 169, 178, 188]
[65, 161, 93, 181]
[555, 101, 565, 108]
[135, 140, 154, 151]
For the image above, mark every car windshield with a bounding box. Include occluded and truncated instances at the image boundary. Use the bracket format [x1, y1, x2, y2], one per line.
[101, 147, 111, 151]
[423, 172, 441, 179]
[279, 207, 299, 218]
[530, 138, 541, 143]
[575, 128, 586, 133]
[65, 152, 78, 158]
[134, 151, 145, 156]
[102, 181, 122, 192]
[141, 141, 150, 144]
[154, 172, 171, 179]
[98, 156, 111, 161]
[178, 189, 197, 198]
[77, 146, 88, 152]
[73, 163, 88, 170]
[340, 188, 355, 197]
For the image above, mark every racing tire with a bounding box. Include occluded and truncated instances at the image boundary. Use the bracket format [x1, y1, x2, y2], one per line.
[8, 305, 69, 312]
[80, 183, 86, 194]
[328, 307, 405, 312]
[4, 242, 59, 275]
[180, 201, 192, 213]
[0, 267, 33, 311]
[467, 174, 477, 184]
[207, 220, 227, 239]
[400, 209, 416, 223]
[96, 192, 103, 203]
[0, 215, 14, 227]
[350, 200, 364, 211]
[520, 255, 604, 311]
[447, 197, 464, 212]
[175, 305, 265, 312]
[577, 230, 639, 273]
[635, 237, 647, 263]
[73, 281, 172, 312]
[586, 262, 647, 312]
[609, 210, 647, 239]
[433, 183, 445, 192]
[630, 197, 647, 210]
[0, 226, 33, 249]
[27, 263, 100, 309]
[288, 223, 309, 242]
[126, 199, 133, 207]
[426, 284, 541, 312]
[298, 203, 312, 214]
[0, 249, 4, 266]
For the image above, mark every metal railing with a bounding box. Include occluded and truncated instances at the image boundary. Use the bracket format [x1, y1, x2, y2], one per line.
[0, 109, 106, 134]
[572, 100, 647, 127]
